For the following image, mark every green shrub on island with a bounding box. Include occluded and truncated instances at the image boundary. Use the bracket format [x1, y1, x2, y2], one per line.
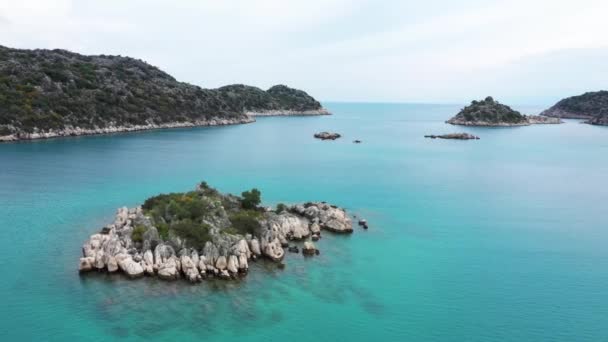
[172, 220, 212, 250]
[140, 183, 267, 247]
[241, 188, 261, 209]
[276, 203, 288, 213]
[131, 224, 147, 243]
[228, 210, 263, 236]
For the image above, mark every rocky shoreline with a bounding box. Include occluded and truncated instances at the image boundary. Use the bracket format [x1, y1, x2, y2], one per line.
[0, 117, 255, 142]
[78, 183, 354, 282]
[246, 109, 330, 116]
[0, 108, 333, 143]
[447, 115, 562, 127]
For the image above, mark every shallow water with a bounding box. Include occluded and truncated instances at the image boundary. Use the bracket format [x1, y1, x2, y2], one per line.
[1, 102, 607, 341]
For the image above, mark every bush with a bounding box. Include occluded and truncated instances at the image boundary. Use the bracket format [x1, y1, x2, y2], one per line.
[229, 210, 262, 236]
[276, 203, 287, 213]
[241, 188, 261, 209]
[172, 220, 211, 250]
[131, 224, 147, 243]
[156, 222, 169, 240]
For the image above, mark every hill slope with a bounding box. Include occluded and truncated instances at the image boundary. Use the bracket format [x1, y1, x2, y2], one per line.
[0, 45, 327, 140]
[541, 91, 608, 125]
[447, 96, 561, 126]
[447, 97, 528, 126]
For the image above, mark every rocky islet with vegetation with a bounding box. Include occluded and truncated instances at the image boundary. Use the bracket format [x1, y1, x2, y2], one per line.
[447, 96, 562, 126]
[78, 182, 354, 282]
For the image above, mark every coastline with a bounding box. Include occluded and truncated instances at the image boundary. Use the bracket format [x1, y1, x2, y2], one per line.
[246, 108, 330, 116]
[540, 108, 594, 120]
[446, 119, 531, 127]
[0, 109, 331, 143]
[0, 116, 255, 143]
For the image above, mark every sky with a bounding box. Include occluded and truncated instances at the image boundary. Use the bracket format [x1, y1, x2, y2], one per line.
[1, 0, 607, 105]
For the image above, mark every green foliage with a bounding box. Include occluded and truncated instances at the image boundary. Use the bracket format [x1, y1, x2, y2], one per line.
[141, 190, 219, 249]
[454, 96, 526, 124]
[172, 220, 211, 250]
[553, 91, 608, 116]
[228, 210, 262, 236]
[0, 46, 323, 137]
[131, 224, 147, 243]
[276, 203, 287, 213]
[241, 188, 261, 209]
[217, 84, 321, 113]
[156, 222, 169, 240]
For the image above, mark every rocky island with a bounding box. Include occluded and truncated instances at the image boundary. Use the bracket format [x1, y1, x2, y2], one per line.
[541, 91, 608, 126]
[0, 45, 328, 142]
[447, 96, 562, 126]
[78, 182, 353, 282]
[424, 133, 479, 140]
[314, 132, 341, 140]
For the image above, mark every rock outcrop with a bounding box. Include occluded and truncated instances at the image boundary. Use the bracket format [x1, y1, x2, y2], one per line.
[314, 132, 341, 140]
[78, 183, 354, 283]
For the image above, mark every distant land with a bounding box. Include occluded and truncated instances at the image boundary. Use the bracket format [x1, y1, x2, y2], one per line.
[0, 45, 328, 141]
[541, 91, 608, 126]
[447, 96, 561, 126]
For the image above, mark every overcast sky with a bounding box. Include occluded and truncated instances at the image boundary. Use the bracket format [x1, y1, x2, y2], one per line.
[1, 0, 607, 104]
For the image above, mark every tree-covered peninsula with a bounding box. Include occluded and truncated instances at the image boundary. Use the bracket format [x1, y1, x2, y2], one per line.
[541, 91, 608, 126]
[0, 45, 328, 141]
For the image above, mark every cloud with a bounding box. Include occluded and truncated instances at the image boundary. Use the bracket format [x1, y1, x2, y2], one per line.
[0, 0, 607, 103]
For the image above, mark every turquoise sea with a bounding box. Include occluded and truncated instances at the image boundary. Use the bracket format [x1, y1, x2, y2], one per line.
[1, 102, 608, 341]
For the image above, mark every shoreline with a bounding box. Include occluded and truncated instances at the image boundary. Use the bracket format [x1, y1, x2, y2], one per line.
[446, 115, 563, 127]
[0, 117, 256, 143]
[0, 108, 332, 143]
[246, 108, 330, 116]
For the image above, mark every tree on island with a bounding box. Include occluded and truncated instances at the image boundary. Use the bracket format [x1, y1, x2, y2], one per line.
[241, 188, 261, 209]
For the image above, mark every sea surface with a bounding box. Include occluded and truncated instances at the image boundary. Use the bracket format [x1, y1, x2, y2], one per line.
[1, 102, 607, 341]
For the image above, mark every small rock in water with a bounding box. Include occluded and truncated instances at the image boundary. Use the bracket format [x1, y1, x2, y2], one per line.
[314, 132, 341, 140]
[358, 219, 369, 229]
[288, 246, 299, 253]
[302, 241, 317, 256]
[353, 140, 362, 143]
[424, 133, 479, 140]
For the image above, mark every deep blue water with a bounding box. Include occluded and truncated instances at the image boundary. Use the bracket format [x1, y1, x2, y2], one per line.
[1, 102, 607, 341]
